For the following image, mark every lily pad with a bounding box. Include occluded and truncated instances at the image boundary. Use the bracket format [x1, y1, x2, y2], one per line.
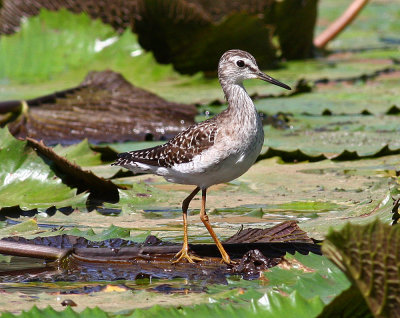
[0, 128, 88, 211]
[0, 9, 192, 104]
[26, 137, 120, 202]
[259, 114, 400, 161]
[0, 293, 324, 318]
[254, 71, 400, 116]
[0, 251, 346, 316]
[322, 220, 400, 317]
[53, 140, 103, 167]
[264, 253, 350, 304]
[0, 219, 149, 242]
[5, 70, 196, 145]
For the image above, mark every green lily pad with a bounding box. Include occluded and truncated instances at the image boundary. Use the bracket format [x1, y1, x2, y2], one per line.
[259, 114, 400, 160]
[0, 9, 192, 103]
[0, 128, 88, 211]
[0, 9, 176, 86]
[2, 6, 399, 108]
[264, 253, 350, 304]
[53, 140, 103, 167]
[0, 218, 149, 242]
[0, 219, 39, 238]
[0, 291, 325, 318]
[255, 74, 400, 116]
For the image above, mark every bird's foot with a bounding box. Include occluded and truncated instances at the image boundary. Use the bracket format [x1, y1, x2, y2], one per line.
[171, 248, 204, 264]
[219, 252, 237, 265]
[221, 258, 238, 265]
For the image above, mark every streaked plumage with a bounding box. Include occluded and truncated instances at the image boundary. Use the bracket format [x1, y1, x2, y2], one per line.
[113, 49, 291, 264]
[115, 120, 217, 170]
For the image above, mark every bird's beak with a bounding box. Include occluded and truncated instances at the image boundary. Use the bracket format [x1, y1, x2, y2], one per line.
[256, 71, 291, 90]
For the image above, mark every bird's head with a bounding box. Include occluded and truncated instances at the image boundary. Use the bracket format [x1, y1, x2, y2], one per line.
[218, 49, 291, 90]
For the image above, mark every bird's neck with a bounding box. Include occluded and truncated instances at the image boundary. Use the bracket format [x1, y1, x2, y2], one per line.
[223, 83, 257, 116]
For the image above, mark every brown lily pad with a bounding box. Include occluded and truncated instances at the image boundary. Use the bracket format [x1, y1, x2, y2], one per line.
[224, 220, 314, 244]
[5, 70, 197, 145]
[0, 221, 321, 283]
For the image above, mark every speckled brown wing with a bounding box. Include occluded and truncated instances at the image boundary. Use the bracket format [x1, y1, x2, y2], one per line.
[113, 120, 218, 168]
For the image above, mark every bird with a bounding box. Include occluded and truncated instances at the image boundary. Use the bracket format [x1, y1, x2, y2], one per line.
[112, 50, 291, 264]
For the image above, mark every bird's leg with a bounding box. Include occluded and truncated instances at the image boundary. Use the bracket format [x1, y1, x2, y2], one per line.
[172, 186, 204, 263]
[199, 189, 232, 264]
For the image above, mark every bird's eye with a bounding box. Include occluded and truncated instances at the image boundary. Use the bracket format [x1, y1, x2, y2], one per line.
[236, 60, 245, 67]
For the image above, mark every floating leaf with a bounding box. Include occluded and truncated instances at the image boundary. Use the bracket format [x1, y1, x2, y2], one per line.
[316, 285, 373, 318]
[26, 137, 120, 202]
[5, 70, 196, 145]
[53, 140, 103, 167]
[0, 8, 183, 94]
[224, 221, 314, 243]
[0, 219, 39, 238]
[264, 253, 350, 304]
[0, 0, 134, 34]
[254, 71, 400, 116]
[322, 220, 400, 317]
[0, 128, 88, 211]
[0, 292, 324, 318]
[257, 112, 400, 162]
[0, 306, 110, 318]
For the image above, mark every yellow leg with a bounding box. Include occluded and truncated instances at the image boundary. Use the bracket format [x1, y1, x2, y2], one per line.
[172, 187, 204, 263]
[199, 188, 232, 264]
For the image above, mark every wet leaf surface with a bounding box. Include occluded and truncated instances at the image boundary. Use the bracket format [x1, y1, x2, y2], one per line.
[0, 253, 335, 317]
[0, 222, 321, 283]
[0, 226, 332, 315]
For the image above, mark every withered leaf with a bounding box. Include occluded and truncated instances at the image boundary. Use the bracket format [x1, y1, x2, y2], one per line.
[0, 222, 320, 283]
[7, 70, 197, 145]
[223, 220, 314, 244]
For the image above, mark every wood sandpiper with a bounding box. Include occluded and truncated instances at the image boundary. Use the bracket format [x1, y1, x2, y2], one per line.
[112, 50, 291, 264]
